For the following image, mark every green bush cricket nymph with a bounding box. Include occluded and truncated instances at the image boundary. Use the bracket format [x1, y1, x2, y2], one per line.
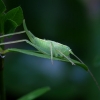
[0, 20, 100, 91]
[0, 20, 83, 65]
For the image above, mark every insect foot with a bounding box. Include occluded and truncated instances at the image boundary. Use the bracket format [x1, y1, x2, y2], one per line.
[0, 54, 5, 58]
[72, 62, 75, 65]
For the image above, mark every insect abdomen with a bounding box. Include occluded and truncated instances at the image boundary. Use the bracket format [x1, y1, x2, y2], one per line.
[33, 37, 51, 55]
[33, 37, 71, 57]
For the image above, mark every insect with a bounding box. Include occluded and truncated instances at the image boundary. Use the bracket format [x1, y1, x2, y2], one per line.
[0, 20, 100, 91]
[0, 20, 83, 65]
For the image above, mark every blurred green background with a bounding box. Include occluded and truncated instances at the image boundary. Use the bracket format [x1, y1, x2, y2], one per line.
[3, 0, 100, 100]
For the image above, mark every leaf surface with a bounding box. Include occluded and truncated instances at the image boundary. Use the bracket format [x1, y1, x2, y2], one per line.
[18, 87, 50, 100]
[5, 48, 88, 71]
[0, 0, 6, 13]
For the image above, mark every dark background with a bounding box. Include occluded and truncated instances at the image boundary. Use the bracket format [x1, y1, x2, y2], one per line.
[3, 0, 100, 100]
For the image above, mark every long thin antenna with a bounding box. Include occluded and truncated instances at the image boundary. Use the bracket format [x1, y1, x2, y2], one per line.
[70, 51, 100, 91]
[88, 69, 100, 91]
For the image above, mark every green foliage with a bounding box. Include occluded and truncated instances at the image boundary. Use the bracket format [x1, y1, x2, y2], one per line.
[1, 0, 99, 100]
[4, 19, 18, 34]
[0, 1, 23, 34]
[0, 0, 6, 33]
[0, 0, 88, 71]
[4, 48, 88, 70]
[0, 0, 6, 13]
[4, 6, 23, 34]
[0, 13, 4, 33]
[5, 6, 23, 26]
[18, 87, 50, 100]
[0, 0, 50, 100]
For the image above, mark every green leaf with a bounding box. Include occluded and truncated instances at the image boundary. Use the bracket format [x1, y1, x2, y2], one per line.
[0, 47, 3, 52]
[4, 19, 18, 34]
[0, 13, 6, 33]
[0, 6, 23, 34]
[5, 6, 23, 26]
[4, 48, 88, 71]
[0, 0, 6, 34]
[0, 0, 6, 13]
[18, 87, 50, 100]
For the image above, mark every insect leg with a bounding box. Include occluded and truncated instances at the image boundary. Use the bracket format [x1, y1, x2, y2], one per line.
[0, 39, 40, 51]
[23, 20, 36, 43]
[0, 31, 25, 38]
[0, 54, 5, 58]
[50, 42, 53, 64]
[50, 42, 75, 65]
[0, 39, 29, 46]
[57, 50, 75, 65]
[0, 39, 50, 55]
[69, 50, 84, 64]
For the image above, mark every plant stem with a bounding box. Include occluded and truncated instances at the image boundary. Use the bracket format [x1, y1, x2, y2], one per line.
[0, 36, 6, 100]
[0, 57, 5, 100]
